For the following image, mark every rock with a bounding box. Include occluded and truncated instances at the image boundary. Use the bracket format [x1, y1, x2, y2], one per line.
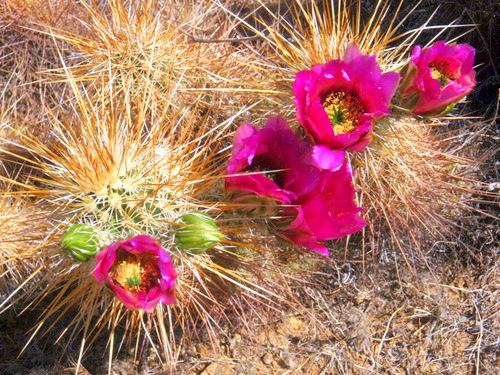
[200, 362, 237, 375]
[262, 352, 273, 365]
[228, 333, 242, 350]
[280, 354, 297, 369]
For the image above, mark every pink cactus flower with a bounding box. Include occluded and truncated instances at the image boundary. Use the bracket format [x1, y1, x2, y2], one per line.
[225, 116, 366, 256]
[400, 41, 476, 116]
[92, 235, 177, 311]
[293, 44, 400, 156]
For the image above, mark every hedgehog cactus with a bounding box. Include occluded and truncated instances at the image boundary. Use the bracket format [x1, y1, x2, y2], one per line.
[0, 0, 493, 373]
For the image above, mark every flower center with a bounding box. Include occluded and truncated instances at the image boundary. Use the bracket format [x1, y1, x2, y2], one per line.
[430, 68, 448, 88]
[322, 91, 365, 135]
[245, 155, 284, 186]
[263, 172, 276, 181]
[429, 63, 455, 88]
[110, 250, 160, 292]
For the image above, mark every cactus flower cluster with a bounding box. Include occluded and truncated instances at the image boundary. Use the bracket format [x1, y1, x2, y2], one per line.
[57, 40, 476, 312]
[225, 116, 366, 256]
[224, 40, 476, 259]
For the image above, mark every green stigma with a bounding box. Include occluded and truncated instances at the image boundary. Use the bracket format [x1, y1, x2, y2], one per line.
[438, 75, 447, 88]
[263, 172, 276, 181]
[431, 67, 449, 88]
[126, 274, 141, 288]
[328, 104, 346, 126]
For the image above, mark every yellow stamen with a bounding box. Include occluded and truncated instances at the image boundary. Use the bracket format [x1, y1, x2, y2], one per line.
[323, 91, 365, 135]
[110, 257, 143, 291]
[430, 63, 451, 87]
[430, 68, 443, 80]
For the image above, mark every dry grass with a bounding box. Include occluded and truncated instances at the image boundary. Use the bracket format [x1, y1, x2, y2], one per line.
[168, 255, 499, 375]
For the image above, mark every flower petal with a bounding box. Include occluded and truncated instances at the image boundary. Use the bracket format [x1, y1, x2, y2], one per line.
[312, 145, 345, 171]
[225, 117, 366, 256]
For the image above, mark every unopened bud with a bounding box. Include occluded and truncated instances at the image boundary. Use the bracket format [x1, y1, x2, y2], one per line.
[61, 224, 100, 262]
[174, 212, 224, 255]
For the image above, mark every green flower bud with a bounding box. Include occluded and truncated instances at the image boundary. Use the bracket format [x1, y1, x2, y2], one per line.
[61, 224, 101, 262]
[174, 212, 224, 255]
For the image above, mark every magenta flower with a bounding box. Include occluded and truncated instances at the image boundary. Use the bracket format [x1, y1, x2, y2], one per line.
[293, 44, 400, 157]
[400, 41, 476, 116]
[92, 235, 177, 311]
[225, 116, 366, 256]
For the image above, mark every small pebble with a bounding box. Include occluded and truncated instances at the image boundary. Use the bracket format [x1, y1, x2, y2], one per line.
[262, 352, 273, 365]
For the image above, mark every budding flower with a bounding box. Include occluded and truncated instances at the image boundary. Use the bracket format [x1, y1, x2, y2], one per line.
[398, 41, 476, 117]
[173, 212, 224, 255]
[61, 224, 101, 262]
